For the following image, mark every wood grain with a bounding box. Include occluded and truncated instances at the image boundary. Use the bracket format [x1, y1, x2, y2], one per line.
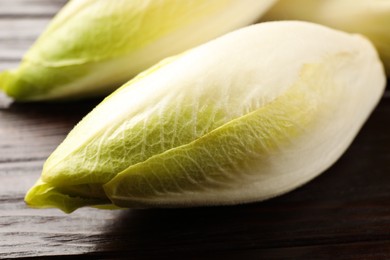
[0, 0, 67, 18]
[0, 18, 51, 62]
[1, 1, 390, 259]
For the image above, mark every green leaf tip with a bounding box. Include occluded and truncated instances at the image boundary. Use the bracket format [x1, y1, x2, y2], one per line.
[0, 72, 6, 96]
[0, 70, 14, 96]
[25, 21, 386, 213]
[0, 69, 43, 101]
[0, 67, 53, 101]
[25, 179, 115, 213]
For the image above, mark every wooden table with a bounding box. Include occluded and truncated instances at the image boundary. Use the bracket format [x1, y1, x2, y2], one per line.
[1, 1, 390, 259]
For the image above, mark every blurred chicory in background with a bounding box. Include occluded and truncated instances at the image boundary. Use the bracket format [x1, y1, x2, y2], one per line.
[262, 0, 390, 76]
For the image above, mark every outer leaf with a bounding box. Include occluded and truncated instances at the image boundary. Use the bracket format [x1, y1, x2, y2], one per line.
[262, 0, 390, 75]
[25, 21, 385, 212]
[0, 0, 276, 101]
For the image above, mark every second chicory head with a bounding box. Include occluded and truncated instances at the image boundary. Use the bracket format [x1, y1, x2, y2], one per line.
[0, 0, 276, 101]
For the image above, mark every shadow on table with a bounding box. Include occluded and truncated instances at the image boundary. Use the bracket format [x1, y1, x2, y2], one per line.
[86, 160, 364, 259]
[89, 202, 301, 259]
[0, 93, 101, 119]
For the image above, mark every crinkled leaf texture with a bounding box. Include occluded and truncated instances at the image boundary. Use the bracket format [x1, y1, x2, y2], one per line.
[262, 0, 390, 75]
[0, 0, 276, 101]
[25, 21, 385, 213]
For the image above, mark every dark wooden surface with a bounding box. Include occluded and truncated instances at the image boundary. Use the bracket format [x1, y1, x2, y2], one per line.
[1, 1, 390, 259]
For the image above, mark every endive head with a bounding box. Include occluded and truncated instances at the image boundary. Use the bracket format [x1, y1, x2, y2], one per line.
[0, 0, 277, 101]
[26, 21, 385, 213]
[262, 0, 390, 75]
